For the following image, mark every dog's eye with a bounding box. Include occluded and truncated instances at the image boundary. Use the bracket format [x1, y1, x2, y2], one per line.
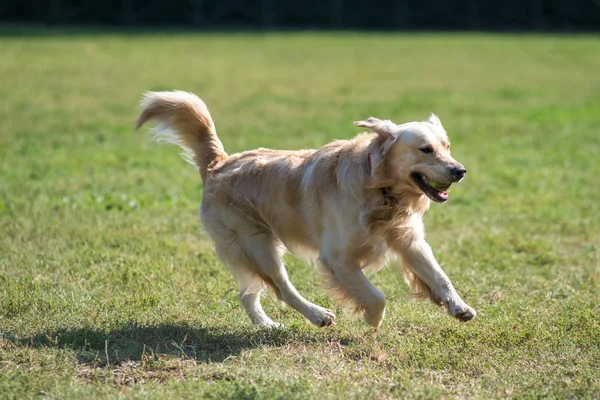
[420, 146, 434, 154]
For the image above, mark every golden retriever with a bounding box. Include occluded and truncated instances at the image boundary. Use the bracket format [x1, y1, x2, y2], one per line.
[136, 91, 476, 328]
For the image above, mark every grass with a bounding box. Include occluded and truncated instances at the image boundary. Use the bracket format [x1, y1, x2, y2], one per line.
[0, 29, 599, 398]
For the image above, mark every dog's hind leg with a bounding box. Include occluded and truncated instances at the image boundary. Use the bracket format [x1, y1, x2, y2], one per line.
[318, 256, 386, 328]
[213, 231, 334, 327]
[239, 291, 280, 328]
[213, 240, 279, 328]
[239, 233, 336, 328]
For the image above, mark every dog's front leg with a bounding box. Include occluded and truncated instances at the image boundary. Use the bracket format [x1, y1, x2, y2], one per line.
[388, 225, 476, 322]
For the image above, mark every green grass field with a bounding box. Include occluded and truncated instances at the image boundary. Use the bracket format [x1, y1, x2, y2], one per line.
[1, 29, 599, 399]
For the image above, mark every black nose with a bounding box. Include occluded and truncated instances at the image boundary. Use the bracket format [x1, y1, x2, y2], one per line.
[451, 166, 467, 181]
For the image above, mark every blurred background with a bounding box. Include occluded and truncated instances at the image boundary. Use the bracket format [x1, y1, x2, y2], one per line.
[1, 0, 599, 30]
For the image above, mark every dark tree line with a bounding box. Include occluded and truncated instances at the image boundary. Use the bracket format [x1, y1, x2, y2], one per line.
[2, 0, 599, 30]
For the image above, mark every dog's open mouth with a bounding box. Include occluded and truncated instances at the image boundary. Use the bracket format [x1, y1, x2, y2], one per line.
[410, 172, 452, 203]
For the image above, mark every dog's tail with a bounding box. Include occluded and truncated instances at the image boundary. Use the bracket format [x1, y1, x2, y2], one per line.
[136, 91, 227, 181]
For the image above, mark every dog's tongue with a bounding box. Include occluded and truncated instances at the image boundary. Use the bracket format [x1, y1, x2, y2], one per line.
[439, 191, 449, 200]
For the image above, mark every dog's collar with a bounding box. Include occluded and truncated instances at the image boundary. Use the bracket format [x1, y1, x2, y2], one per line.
[368, 152, 401, 205]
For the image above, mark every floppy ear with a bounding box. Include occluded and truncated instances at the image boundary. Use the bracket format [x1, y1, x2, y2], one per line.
[354, 117, 396, 138]
[427, 113, 443, 128]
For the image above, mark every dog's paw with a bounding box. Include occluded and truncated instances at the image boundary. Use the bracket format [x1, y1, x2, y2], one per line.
[363, 301, 386, 329]
[257, 320, 284, 329]
[450, 303, 477, 322]
[364, 313, 384, 329]
[306, 306, 336, 327]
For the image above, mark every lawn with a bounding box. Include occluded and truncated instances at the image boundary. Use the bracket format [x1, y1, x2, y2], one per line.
[0, 29, 599, 398]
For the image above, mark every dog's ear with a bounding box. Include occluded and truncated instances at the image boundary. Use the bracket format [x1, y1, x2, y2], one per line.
[427, 113, 443, 128]
[354, 117, 396, 138]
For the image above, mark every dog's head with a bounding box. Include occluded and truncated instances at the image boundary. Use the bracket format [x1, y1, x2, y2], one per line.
[355, 115, 465, 203]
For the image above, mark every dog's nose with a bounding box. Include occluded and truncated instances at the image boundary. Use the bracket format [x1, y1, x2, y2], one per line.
[452, 166, 467, 181]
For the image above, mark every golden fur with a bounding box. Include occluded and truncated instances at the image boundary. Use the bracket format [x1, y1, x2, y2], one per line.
[137, 91, 476, 328]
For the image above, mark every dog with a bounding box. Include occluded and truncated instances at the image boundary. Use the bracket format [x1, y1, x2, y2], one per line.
[136, 91, 476, 328]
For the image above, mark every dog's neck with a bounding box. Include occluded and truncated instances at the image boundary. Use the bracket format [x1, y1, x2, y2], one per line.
[381, 186, 402, 205]
[367, 152, 402, 205]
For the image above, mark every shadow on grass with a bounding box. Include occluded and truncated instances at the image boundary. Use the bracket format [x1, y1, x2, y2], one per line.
[8, 323, 352, 365]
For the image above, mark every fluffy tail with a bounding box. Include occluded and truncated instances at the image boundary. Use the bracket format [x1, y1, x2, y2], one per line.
[136, 91, 227, 181]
